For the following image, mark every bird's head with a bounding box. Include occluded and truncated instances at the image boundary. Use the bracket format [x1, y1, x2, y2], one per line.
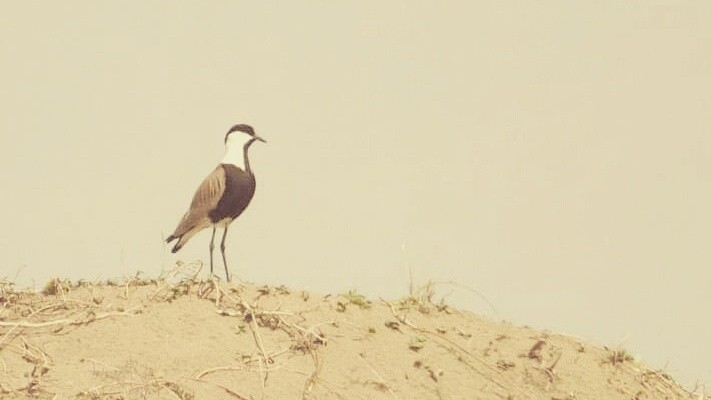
[224, 124, 267, 146]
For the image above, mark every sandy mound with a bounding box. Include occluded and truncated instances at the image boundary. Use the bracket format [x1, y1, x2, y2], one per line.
[0, 265, 701, 399]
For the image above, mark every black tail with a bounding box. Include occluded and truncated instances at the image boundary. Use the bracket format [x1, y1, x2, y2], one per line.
[166, 235, 182, 253]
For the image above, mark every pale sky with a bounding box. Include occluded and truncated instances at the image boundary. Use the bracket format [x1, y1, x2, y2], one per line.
[1, 1, 709, 388]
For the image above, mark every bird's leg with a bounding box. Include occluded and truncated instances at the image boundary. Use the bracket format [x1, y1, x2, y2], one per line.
[220, 225, 230, 282]
[209, 227, 216, 275]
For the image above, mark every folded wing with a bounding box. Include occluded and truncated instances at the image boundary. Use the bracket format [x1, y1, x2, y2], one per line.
[166, 166, 226, 252]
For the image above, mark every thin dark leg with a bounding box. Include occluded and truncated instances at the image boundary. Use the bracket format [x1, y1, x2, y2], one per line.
[209, 227, 216, 275]
[220, 225, 230, 282]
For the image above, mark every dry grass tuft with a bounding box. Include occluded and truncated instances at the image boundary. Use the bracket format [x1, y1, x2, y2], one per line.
[336, 290, 372, 312]
[605, 347, 635, 365]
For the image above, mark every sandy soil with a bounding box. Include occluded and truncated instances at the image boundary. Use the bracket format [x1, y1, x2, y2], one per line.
[0, 264, 702, 399]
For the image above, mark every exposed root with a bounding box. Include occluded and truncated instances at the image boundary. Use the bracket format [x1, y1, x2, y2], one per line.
[0, 308, 140, 329]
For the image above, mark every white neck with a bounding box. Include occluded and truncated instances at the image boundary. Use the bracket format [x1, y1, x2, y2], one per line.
[221, 143, 245, 169]
[221, 132, 253, 169]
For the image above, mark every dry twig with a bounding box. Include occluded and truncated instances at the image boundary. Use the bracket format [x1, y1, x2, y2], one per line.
[0, 307, 140, 328]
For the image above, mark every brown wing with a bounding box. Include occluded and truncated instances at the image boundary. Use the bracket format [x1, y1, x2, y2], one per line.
[170, 166, 226, 238]
[189, 166, 226, 211]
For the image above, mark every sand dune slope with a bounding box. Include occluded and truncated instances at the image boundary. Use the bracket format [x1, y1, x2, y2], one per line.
[0, 270, 699, 399]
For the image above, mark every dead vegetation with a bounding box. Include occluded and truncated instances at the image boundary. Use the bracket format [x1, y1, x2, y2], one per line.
[0, 270, 704, 399]
[76, 359, 193, 400]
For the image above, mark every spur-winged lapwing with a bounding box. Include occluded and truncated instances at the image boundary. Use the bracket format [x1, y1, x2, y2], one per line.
[166, 124, 266, 282]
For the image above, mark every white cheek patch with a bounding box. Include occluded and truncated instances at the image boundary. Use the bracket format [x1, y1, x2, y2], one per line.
[221, 131, 253, 168]
[227, 130, 253, 147]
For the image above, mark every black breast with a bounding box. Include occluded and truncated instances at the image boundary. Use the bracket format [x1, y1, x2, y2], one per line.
[209, 164, 256, 223]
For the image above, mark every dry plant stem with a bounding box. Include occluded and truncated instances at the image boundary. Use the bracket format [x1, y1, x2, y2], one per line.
[12, 336, 52, 397]
[624, 363, 696, 398]
[243, 348, 291, 367]
[83, 358, 123, 372]
[234, 301, 325, 399]
[382, 299, 496, 368]
[259, 310, 295, 317]
[5, 383, 32, 395]
[358, 354, 400, 400]
[20, 336, 51, 364]
[301, 345, 322, 400]
[246, 309, 271, 376]
[195, 365, 245, 379]
[237, 301, 270, 357]
[214, 281, 243, 306]
[277, 316, 327, 345]
[258, 357, 266, 400]
[1, 299, 99, 348]
[82, 378, 185, 399]
[207, 279, 328, 396]
[122, 279, 132, 300]
[0, 380, 15, 394]
[149, 261, 203, 300]
[416, 280, 500, 318]
[0, 308, 140, 328]
[189, 378, 251, 400]
[82, 381, 125, 395]
[196, 358, 290, 381]
[213, 277, 222, 308]
[0, 324, 20, 349]
[57, 280, 67, 303]
[540, 350, 563, 383]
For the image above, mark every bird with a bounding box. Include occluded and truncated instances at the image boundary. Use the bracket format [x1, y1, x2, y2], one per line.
[166, 123, 266, 282]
